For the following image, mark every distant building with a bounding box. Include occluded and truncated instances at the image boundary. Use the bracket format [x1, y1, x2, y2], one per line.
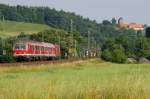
[128, 23, 144, 31]
[118, 17, 144, 31]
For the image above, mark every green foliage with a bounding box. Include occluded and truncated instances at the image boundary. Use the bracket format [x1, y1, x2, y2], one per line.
[17, 32, 30, 40]
[102, 34, 150, 63]
[102, 20, 112, 26]
[0, 38, 14, 62]
[102, 43, 127, 63]
[112, 47, 127, 63]
[101, 49, 113, 61]
[135, 37, 150, 57]
[145, 27, 150, 38]
[111, 18, 117, 25]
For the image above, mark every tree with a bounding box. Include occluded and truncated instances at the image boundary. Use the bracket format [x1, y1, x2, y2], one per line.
[17, 32, 30, 41]
[101, 39, 127, 63]
[102, 20, 111, 25]
[101, 49, 113, 61]
[0, 38, 14, 63]
[135, 37, 150, 57]
[112, 47, 127, 63]
[111, 18, 117, 25]
[145, 27, 150, 38]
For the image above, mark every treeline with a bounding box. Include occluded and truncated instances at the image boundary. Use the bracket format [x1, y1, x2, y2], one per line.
[101, 34, 150, 63]
[0, 4, 97, 36]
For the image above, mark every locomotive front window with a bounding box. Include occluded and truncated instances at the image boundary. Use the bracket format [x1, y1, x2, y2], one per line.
[15, 44, 19, 49]
[15, 44, 26, 50]
[21, 45, 26, 49]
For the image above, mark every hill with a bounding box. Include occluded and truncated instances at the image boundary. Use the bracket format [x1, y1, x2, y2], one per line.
[0, 4, 97, 37]
[0, 4, 136, 43]
[0, 20, 51, 37]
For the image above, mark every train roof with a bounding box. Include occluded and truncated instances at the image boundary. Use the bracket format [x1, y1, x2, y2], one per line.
[14, 40, 58, 47]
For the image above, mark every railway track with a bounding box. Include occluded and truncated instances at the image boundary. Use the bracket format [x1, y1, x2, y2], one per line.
[0, 59, 79, 67]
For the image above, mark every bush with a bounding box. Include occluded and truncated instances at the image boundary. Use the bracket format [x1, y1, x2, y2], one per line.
[112, 48, 127, 63]
[101, 46, 127, 63]
[101, 49, 113, 61]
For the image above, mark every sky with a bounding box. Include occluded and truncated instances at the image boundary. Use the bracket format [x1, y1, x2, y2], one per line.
[0, 0, 149, 24]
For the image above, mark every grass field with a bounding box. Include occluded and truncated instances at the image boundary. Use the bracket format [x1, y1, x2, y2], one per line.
[0, 20, 51, 37]
[0, 59, 150, 99]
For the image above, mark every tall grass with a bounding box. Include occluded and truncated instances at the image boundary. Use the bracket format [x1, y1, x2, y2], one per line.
[0, 59, 150, 99]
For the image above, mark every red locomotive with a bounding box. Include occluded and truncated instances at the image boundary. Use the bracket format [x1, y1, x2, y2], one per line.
[13, 40, 60, 61]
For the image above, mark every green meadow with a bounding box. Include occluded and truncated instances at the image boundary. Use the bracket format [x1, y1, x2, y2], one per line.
[0, 20, 51, 37]
[0, 59, 150, 99]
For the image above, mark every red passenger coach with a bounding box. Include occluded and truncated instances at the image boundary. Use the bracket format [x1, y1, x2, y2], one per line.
[13, 41, 60, 61]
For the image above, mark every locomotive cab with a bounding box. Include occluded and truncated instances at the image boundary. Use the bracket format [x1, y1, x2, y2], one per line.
[14, 43, 27, 50]
[13, 42, 28, 60]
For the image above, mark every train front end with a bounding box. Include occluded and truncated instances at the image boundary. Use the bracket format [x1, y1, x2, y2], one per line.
[13, 42, 28, 61]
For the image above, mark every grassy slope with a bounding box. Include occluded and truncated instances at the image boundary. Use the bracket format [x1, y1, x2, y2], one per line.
[0, 59, 150, 99]
[0, 20, 51, 37]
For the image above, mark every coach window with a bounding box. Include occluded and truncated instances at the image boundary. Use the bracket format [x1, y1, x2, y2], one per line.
[35, 46, 37, 51]
[39, 46, 41, 51]
[49, 47, 51, 52]
[32, 45, 35, 51]
[41, 46, 44, 51]
[37, 46, 39, 51]
[44, 47, 46, 51]
[30, 45, 33, 50]
[46, 47, 48, 51]
[49, 48, 52, 53]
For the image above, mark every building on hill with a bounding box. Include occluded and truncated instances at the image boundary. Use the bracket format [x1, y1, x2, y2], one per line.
[128, 23, 144, 31]
[118, 17, 144, 31]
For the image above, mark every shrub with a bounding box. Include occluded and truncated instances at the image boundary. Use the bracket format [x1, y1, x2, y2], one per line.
[101, 45, 127, 63]
[101, 49, 113, 61]
[112, 48, 127, 63]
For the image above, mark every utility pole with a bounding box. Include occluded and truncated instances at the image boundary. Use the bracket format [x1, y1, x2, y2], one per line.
[91, 37, 95, 49]
[94, 40, 97, 57]
[87, 31, 91, 58]
[68, 19, 74, 59]
[74, 39, 77, 58]
[88, 31, 90, 50]
[2, 16, 4, 21]
[0, 16, 4, 32]
[91, 37, 95, 57]
[42, 32, 44, 42]
[70, 19, 74, 46]
[2, 38, 6, 56]
[57, 30, 61, 60]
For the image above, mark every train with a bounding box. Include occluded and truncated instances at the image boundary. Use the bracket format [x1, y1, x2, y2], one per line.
[13, 40, 60, 61]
